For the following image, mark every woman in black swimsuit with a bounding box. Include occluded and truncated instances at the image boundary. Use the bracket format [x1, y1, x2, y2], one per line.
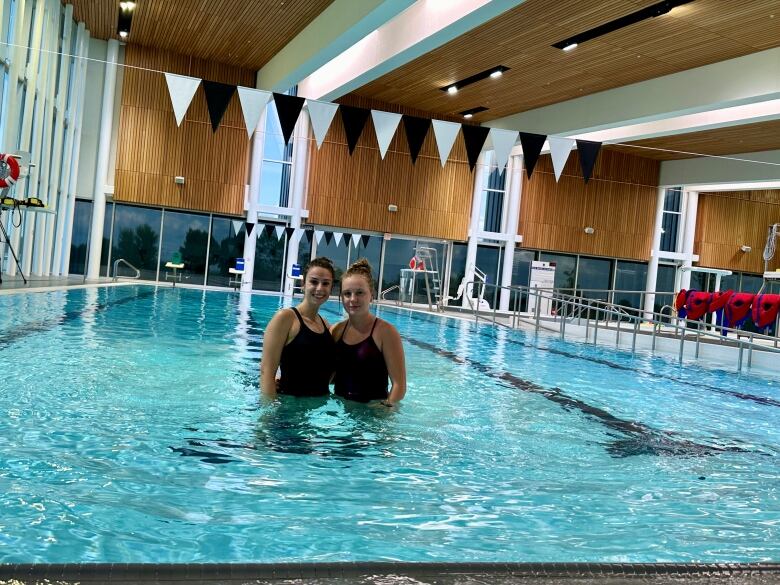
[331, 258, 406, 405]
[260, 257, 337, 398]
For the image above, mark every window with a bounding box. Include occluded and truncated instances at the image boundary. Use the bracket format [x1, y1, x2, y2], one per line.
[539, 252, 576, 292]
[480, 152, 506, 232]
[111, 204, 162, 280]
[660, 187, 682, 253]
[67, 199, 92, 275]
[258, 91, 294, 208]
[379, 237, 416, 301]
[614, 261, 648, 310]
[207, 216, 244, 288]
[253, 226, 286, 291]
[576, 256, 613, 302]
[158, 209, 210, 285]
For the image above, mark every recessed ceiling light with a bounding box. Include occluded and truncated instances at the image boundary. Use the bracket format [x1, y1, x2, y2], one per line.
[119, 30, 128, 38]
[439, 66, 509, 92]
[562, 43, 578, 52]
[489, 70, 503, 78]
[447, 85, 458, 94]
[119, 1, 136, 10]
[459, 106, 488, 118]
[463, 113, 473, 119]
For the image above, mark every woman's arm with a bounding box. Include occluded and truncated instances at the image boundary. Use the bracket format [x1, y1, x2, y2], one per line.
[260, 309, 294, 397]
[379, 322, 406, 403]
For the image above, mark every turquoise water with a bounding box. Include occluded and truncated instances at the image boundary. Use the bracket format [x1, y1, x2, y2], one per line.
[0, 285, 778, 563]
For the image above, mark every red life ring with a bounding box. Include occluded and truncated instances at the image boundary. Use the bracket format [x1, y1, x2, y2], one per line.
[0, 154, 20, 188]
[409, 257, 417, 270]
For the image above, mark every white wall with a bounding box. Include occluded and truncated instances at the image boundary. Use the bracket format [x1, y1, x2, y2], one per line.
[75, 37, 108, 200]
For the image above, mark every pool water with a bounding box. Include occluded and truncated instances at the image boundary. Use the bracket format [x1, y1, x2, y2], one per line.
[0, 285, 778, 563]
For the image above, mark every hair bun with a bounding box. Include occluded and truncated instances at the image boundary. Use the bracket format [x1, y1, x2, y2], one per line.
[344, 257, 374, 283]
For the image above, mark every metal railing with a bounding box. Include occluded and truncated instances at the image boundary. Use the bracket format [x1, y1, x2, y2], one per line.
[455, 281, 780, 373]
[112, 258, 141, 281]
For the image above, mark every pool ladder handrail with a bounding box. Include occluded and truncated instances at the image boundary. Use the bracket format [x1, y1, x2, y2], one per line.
[380, 285, 401, 304]
[459, 280, 780, 373]
[112, 258, 141, 281]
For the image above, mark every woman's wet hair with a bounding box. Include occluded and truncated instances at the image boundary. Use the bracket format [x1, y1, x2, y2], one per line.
[303, 256, 336, 283]
[343, 258, 374, 292]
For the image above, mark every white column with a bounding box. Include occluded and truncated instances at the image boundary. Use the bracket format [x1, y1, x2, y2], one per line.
[41, 4, 74, 275]
[55, 24, 88, 276]
[283, 110, 310, 295]
[499, 154, 523, 311]
[86, 39, 119, 279]
[462, 152, 487, 308]
[644, 187, 667, 318]
[240, 107, 268, 292]
[679, 190, 699, 291]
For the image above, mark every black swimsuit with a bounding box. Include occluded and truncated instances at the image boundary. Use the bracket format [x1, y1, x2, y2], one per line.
[277, 308, 336, 397]
[334, 318, 389, 402]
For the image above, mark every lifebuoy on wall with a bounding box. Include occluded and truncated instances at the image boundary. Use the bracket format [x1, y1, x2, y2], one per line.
[0, 153, 20, 188]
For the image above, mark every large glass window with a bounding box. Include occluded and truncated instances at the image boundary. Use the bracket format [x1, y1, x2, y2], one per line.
[100, 202, 114, 277]
[576, 256, 613, 302]
[539, 252, 576, 292]
[480, 153, 506, 233]
[314, 234, 350, 283]
[510, 249, 536, 311]
[158, 209, 210, 285]
[254, 227, 286, 291]
[380, 237, 416, 302]
[655, 263, 676, 314]
[614, 261, 648, 310]
[660, 187, 682, 253]
[111, 204, 161, 280]
[68, 199, 92, 275]
[476, 244, 502, 308]
[740, 274, 763, 294]
[354, 235, 383, 292]
[207, 217, 244, 287]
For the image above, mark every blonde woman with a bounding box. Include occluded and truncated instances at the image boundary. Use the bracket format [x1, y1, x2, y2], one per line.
[331, 258, 406, 405]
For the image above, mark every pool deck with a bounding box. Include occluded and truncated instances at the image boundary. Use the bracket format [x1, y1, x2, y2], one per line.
[1, 562, 779, 584]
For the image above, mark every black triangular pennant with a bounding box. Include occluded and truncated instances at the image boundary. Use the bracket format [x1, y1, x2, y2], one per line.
[245, 222, 254, 236]
[284, 227, 296, 241]
[576, 139, 602, 184]
[340, 105, 370, 155]
[519, 132, 547, 179]
[360, 234, 370, 248]
[342, 232, 351, 247]
[263, 224, 275, 238]
[273, 93, 306, 145]
[305, 229, 314, 244]
[402, 115, 431, 164]
[461, 125, 490, 172]
[324, 231, 333, 245]
[202, 81, 237, 132]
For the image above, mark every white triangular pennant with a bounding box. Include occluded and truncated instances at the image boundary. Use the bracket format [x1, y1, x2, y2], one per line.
[314, 230, 324, 244]
[275, 226, 285, 240]
[306, 100, 339, 149]
[548, 136, 575, 182]
[291, 228, 302, 244]
[232, 220, 242, 235]
[431, 120, 460, 167]
[489, 128, 519, 170]
[164, 73, 201, 127]
[370, 110, 402, 159]
[351, 233, 361, 247]
[237, 87, 272, 138]
[333, 232, 343, 246]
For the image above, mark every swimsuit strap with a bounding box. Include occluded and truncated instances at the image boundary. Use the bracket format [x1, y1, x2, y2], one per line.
[290, 307, 305, 327]
[370, 316, 379, 334]
[319, 314, 328, 329]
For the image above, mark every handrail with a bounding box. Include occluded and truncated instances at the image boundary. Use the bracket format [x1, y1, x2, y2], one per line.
[455, 279, 780, 373]
[380, 285, 400, 302]
[112, 258, 141, 281]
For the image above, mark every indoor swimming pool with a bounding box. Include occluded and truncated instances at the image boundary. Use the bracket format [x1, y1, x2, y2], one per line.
[0, 285, 778, 564]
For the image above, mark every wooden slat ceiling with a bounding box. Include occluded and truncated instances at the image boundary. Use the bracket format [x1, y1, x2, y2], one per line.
[68, 0, 335, 70]
[606, 119, 780, 160]
[351, 0, 780, 123]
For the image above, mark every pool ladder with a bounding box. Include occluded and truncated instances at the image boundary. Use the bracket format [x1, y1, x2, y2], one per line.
[112, 258, 141, 281]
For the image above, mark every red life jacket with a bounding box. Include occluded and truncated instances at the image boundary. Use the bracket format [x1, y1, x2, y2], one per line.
[708, 290, 733, 313]
[675, 289, 688, 312]
[751, 294, 780, 330]
[723, 293, 755, 329]
[685, 291, 710, 321]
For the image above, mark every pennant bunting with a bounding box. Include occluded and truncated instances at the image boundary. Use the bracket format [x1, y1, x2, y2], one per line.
[246, 222, 255, 236]
[351, 233, 361, 247]
[549, 136, 575, 182]
[275, 225, 285, 240]
[237, 87, 272, 138]
[284, 227, 296, 241]
[273, 93, 306, 145]
[231, 220, 243, 235]
[576, 140, 602, 183]
[324, 231, 333, 245]
[304, 229, 314, 244]
[402, 115, 431, 164]
[306, 100, 340, 149]
[263, 224, 275, 238]
[333, 232, 343, 246]
[340, 105, 370, 155]
[461, 125, 490, 172]
[164, 73, 200, 127]
[202, 80, 236, 132]
[370, 110, 402, 159]
[519, 132, 547, 179]
[315, 230, 324, 245]
[489, 128, 519, 170]
[431, 120, 460, 167]
[360, 234, 370, 248]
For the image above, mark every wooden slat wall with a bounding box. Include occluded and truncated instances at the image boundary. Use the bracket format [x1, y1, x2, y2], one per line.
[519, 150, 660, 260]
[114, 45, 255, 216]
[695, 189, 780, 273]
[307, 97, 473, 241]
